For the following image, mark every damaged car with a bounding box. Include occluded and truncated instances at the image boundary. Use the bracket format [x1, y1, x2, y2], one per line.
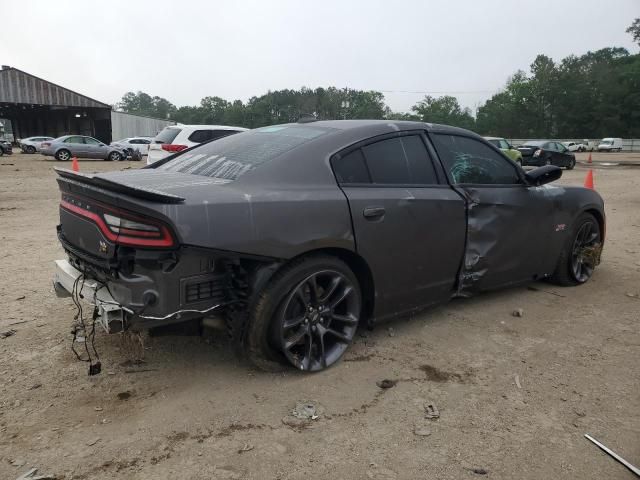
[53, 120, 605, 372]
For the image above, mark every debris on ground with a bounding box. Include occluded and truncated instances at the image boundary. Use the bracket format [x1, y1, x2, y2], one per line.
[117, 391, 133, 401]
[584, 434, 640, 476]
[15, 295, 26, 300]
[424, 404, 440, 420]
[472, 468, 488, 475]
[1, 329, 17, 339]
[514, 375, 522, 389]
[625, 292, 639, 300]
[86, 437, 101, 446]
[388, 327, 395, 337]
[291, 401, 323, 420]
[94, 406, 103, 411]
[237, 443, 254, 453]
[413, 424, 432, 436]
[29, 383, 42, 390]
[512, 308, 524, 317]
[376, 379, 397, 389]
[15, 468, 56, 480]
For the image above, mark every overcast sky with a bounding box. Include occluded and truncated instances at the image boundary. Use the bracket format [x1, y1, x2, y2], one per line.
[1, 0, 638, 113]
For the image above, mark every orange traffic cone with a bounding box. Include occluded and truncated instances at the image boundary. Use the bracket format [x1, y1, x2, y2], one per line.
[584, 169, 594, 189]
[71, 156, 79, 172]
[587, 152, 592, 164]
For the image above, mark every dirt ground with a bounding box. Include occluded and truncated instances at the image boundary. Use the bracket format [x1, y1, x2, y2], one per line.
[1, 152, 639, 480]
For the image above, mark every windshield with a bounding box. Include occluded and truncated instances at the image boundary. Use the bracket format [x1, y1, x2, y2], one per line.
[601, 140, 613, 145]
[486, 139, 500, 148]
[157, 125, 335, 181]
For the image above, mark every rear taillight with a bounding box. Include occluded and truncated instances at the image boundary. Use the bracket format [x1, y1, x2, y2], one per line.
[533, 148, 543, 157]
[42, 142, 51, 148]
[60, 195, 175, 248]
[161, 144, 188, 152]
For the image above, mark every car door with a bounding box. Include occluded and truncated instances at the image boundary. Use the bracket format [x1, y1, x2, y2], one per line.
[554, 142, 572, 166]
[429, 133, 556, 294]
[63, 136, 87, 157]
[83, 136, 106, 158]
[332, 132, 467, 320]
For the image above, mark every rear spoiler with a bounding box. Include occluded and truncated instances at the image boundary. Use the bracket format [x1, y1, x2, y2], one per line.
[54, 168, 185, 204]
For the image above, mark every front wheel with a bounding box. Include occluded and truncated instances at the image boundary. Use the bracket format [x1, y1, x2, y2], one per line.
[245, 255, 362, 372]
[26, 146, 36, 154]
[566, 158, 576, 170]
[549, 212, 601, 286]
[107, 151, 122, 161]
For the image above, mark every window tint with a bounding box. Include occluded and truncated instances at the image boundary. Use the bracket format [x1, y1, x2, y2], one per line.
[360, 136, 437, 185]
[431, 134, 521, 185]
[333, 149, 370, 184]
[154, 127, 182, 144]
[64, 136, 83, 144]
[188, 129, 238, 143]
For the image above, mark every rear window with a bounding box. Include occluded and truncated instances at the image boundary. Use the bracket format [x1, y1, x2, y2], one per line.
[154, 127, 182, 144]
[157, 125, 334, 181]
[187, 129, 239, 143]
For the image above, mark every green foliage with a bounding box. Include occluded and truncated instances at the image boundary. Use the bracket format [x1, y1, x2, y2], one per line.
[411, 95, 475, 129]
[627, 18, 640, 46]
[117, 91, 176, 119]
[477, 48, 640, 137]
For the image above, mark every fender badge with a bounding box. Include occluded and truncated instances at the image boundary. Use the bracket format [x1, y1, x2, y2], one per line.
[98, 240, 108, 253]
[555, 224, 566, 232]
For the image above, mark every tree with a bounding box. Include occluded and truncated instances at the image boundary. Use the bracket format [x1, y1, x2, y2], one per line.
[411, 95, 475, 129]
[627, 18, 640, 46]
[117, 91, 176, 119]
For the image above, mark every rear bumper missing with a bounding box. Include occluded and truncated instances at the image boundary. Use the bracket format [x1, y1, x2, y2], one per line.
[53, 259, 126, 332]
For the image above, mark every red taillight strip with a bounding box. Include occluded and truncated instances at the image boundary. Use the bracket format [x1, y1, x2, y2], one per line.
[60, 200, 174, 248]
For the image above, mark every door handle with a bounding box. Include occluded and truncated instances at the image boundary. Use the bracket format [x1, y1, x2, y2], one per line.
[363, 206, 385, 219]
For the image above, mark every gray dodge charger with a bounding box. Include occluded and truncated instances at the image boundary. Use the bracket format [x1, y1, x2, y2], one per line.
[53, 120, 605, 372]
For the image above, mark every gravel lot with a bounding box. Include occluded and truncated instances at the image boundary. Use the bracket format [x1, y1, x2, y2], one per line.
[1, 153, 639, 479]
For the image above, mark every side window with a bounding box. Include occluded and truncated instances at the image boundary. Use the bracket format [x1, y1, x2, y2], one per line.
[84, 137, 101, 145]
[431, 134, 521, 185]
[64, 136, 82, 144]
[544, 142, 556, 151]
[361, 136, 438, 185]
[499, 139, 510, 149]
[187, 130, 212, 143]
[140, 139, 151, 144]
[332, 149, 371, 184]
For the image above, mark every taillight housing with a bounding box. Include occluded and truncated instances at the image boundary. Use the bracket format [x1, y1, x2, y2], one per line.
[42, 142, 51, 148]
[161, 144, 188, 152]
[60, 194, 176, 248]
[533, 148, 542, 157]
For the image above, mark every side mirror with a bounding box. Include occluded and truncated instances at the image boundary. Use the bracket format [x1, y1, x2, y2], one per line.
[99, 143, 105, 147]
[525, 165, 562, 186]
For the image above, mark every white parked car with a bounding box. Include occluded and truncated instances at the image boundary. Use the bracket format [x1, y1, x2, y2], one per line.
[110, 137, 154, 156]
[597, 137, 623, 152]
[562, 141, 581, 152]
[147, 125, 248, 165]
[19, 136, 55, 154]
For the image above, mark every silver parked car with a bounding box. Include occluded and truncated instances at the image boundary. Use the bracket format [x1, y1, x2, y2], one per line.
[19, 136, 55, 154]
[40, 135, 127, 161]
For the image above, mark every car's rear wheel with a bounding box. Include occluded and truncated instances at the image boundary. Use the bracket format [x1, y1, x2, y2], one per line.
[108, 151, 122, 161]
[566, 158, 576, 170]
[549, 212, 601, 286]
[26, 145, 36, 154]
[245, 255, 362, 372]
[55, 149, 71, 161]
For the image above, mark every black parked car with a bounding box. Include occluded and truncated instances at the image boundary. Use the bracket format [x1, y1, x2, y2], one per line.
[53, 121, 604, 372]
[517, 140, 576, 169]
[0, 140, 13, 155]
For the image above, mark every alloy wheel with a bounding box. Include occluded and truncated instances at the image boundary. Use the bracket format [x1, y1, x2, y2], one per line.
[276, 270, 360, 372]
[58, 150, 70, 161]
[571, 220, 600, 283]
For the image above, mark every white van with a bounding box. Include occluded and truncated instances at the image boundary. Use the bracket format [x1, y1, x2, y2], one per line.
[597, 138, 623, 152]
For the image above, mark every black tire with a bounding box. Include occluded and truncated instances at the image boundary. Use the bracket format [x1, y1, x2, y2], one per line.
[107, 151, 122, 162]
[26, 146, 36, 154]
[566, 158, 576, 170]
[244, 254, 362, 372]
[549, 212, 601, 286]
[55, 149, 71, 161]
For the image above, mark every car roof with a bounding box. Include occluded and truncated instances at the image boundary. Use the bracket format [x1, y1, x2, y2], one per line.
[171, 124, 249, 131]
[483, 136, 503, 140]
